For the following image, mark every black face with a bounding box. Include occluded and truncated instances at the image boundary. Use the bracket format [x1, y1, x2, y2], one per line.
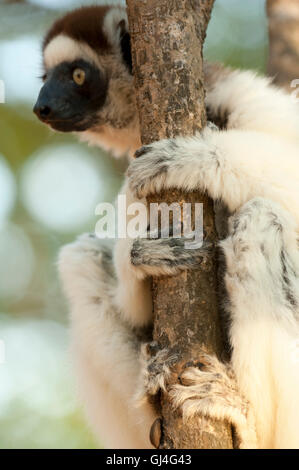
[33, 59, 108, 132]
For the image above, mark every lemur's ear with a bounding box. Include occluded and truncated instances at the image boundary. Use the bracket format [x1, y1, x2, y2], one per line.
[103, 7, 132, 73]
[118, 19, 132, 73]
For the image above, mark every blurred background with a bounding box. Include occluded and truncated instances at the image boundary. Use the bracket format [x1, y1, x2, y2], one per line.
[0, 0, 268, 449]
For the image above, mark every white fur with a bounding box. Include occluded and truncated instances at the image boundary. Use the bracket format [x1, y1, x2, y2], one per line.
[78, 122, 141, 159]
[44, 34, 101, 70]
[206, 69, 299, 143]
[128, 129, 299, 221]
[222, 199, 299, 448]
[103, 6, 129, 48]
[58, 235, 156, 448]
[113, 182, 153, 327]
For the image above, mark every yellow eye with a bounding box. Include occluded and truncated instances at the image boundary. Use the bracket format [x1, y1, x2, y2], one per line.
[73, 68, 85, 86]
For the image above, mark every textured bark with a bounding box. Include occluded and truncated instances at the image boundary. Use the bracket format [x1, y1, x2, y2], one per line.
[267, 0, 299, 91]
[126, 0, 233, 449]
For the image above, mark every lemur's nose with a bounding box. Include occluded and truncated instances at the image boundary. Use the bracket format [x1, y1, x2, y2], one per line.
[33, 102, 52, 121]
[39, 105, 52, 118]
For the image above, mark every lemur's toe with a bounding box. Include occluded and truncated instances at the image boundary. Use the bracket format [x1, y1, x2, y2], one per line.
[138, 343, 181, 399]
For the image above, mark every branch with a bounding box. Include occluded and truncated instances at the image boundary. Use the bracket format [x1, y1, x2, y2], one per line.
[267, 0, 299, 90]
[126, 0, 233, 448]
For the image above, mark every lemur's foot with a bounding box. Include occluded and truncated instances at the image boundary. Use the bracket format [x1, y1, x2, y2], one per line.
[170, 354, 258, 449]
[137, 344, 257, 448]
[131, 236, 214, 277]
[136, 342, 180, 409]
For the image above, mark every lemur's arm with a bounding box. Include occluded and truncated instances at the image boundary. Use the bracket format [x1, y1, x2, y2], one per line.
[127, 127, 299, 224]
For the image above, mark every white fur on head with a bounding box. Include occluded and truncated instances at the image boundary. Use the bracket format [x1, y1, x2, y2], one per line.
[102, 6, 129, 48]
[44, 34, 101, 70]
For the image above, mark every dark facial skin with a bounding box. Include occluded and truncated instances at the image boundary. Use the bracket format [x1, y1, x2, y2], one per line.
[33, 59, 108, 132]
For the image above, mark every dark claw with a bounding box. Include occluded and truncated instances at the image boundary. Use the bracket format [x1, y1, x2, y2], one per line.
[184, 359, 206, 370]
[134, 145, 152, 159]
[178, 371, 192, 386]
[146, 341, 160, 358]
[178, 359, 207, 384]
[194, 360, 207, 370]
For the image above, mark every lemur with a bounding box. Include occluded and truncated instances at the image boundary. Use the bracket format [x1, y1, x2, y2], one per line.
[34, 5, 299, 449]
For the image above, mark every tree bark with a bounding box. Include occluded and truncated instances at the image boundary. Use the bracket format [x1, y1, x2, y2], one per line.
[267, 0, 299, 91]
[126, 0, 233, 449]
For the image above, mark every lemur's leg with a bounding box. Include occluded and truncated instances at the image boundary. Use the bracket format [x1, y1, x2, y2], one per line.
[126, 128, 299, 220]
[58, 234, 156, 449]
[179, 198, 299, 449]
[59, 231, 214, 446]
[221, 198, 299, 449]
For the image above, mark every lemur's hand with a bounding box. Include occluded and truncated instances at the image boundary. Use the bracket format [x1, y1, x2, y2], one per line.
[127, 139, 180, 199]
[130, 235, 214, 277]
[127, 125, 219, 199]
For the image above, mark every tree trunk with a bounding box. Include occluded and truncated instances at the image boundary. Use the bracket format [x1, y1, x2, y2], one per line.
[126, 0, 233, 449]
[267, 0, 299, 91]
